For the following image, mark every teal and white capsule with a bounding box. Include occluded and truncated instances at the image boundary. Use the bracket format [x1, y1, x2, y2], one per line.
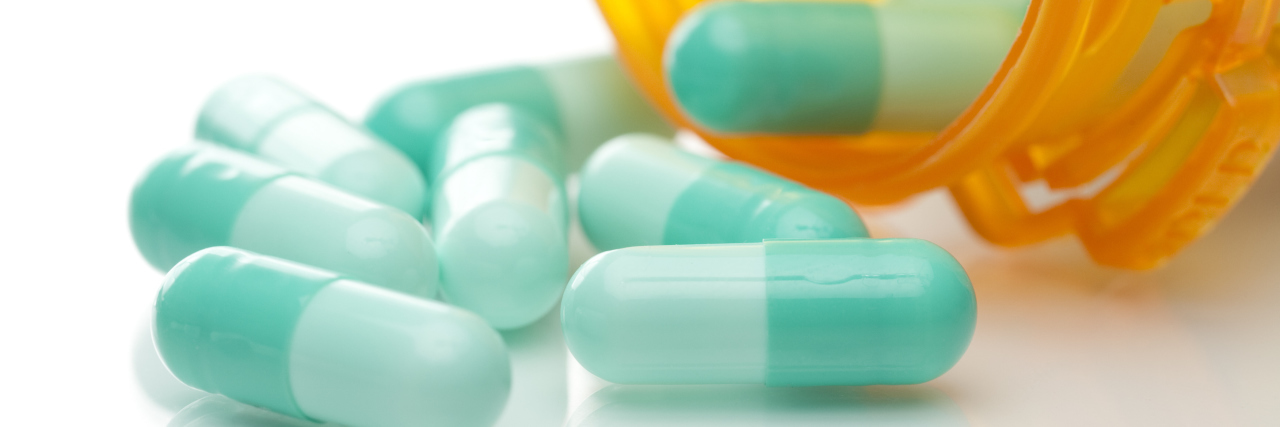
[155, 247, 510, 427]
[366, 55, 674, 178]
[562, 239, 976, 386]
[198, 75, 428, 218]
[130, 144, 438, 298]
[665, 0, 1025, 134]
[431, 104, 568, 329]
[578, 134, 868, 251]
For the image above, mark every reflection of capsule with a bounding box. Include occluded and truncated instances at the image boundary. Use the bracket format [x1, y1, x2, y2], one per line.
[432, 104, 568, 329]
[366, 55, 674, 179]
[665, 1, 1023, 134]
[568, 384, 969, 427]
[130, 144, 437, 298]
[133, 316, 207, 412]
[562, 239, 975, 385]
[579, 134, 867, 251]
[169, 395, 322, 427]
[198, 76, 427, 218]
[156, 247, 510, 427]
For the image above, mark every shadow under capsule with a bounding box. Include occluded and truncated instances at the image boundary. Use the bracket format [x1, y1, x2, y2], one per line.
[567, 383, 969, 427]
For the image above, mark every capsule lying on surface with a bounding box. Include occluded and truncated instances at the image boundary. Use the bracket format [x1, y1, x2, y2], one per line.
[130, 144, 438, 298]
[366, 55, 674, 177]
[198, 75, 428, 218]
[155, 247, 510, 427]
[432, 104, 568, 329]
[562, 238, 976, 386]
[665, 0, 1023, 134]
[579, 134, 867, 251]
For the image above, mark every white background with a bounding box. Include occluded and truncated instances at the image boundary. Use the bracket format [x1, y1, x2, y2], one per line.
[3, 1, 1280, 426]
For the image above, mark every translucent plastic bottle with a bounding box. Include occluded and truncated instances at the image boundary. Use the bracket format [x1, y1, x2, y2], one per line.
[365, 55, 674, 180]
[130, 144, 438, 298]
[579, 134, 867, 251]
[155, 247, 509, 427]
[562, 238, 976, 385]
[198, 75, 428, 218]
[431, 104, 569, 329]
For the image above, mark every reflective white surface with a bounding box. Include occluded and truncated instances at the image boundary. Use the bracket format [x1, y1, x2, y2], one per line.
[5, 0, 1280, 426]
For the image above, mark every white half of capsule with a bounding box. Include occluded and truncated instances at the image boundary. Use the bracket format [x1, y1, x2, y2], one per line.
[433, 156, 568, 329]
[288, 280, 511, 427]
[229, 175, 438, 298]
[567, 244, 768, 384]
[255, 109, 427, 217]
[872, 2, 1024, 131]
[578, 134, 714, 249]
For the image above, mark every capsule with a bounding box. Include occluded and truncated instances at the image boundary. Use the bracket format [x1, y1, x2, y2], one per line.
[366, 55, 674, 178]
[665, 1, 1024, 134]
[561, 239, 976, 386]
[432, 104, 568, 329]
[578, 134, 868, 251]
[198, 75, 428, 218]
[130, 143, 438, 298]
[155, 247, 511, 427]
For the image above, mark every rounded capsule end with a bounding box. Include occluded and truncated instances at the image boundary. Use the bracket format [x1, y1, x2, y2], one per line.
[318, 146, 429, 220]
[437, 200, 568, 329]
[746, 191, 869, 241]
[664, 1, 882, 134]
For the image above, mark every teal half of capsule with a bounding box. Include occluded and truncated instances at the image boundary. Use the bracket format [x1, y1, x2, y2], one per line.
[197, 75, 427, 218]
[130, 143, 438, 298]
[432, 104, 569, 329]
[561, 238, 976, 386]
[578, 134, 867, 251]
[665, 1, 1023, 134]
[155, 247, 510, 427]
[364, 55, 674, 179]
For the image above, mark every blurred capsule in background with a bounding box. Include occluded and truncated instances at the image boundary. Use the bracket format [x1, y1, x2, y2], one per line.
[169, 395, 327, 427]
[130, 144, 438, 298]
[578, 134, 867, 251]
[365, 55, 674, 181]
[198, 76, 428, 218]
[156, 247, 510, 427]
[665, 0, 1023, 134]
[432, 104, 568, 330]
[562, 239, 975, 385]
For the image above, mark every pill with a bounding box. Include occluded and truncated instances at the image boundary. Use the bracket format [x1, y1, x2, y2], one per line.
[130, 143, 438, 298]
[665, 1, 1023, 134]
[561, 238, 976, 385]
[431, 104, 568, 329]
[155, 247, 510, 427]
[198, 75, 428, 218]
[365, 55, 674, 179]
[578, 134, 868, 251]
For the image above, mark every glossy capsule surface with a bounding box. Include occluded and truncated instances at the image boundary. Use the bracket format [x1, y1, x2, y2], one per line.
[365, 55, 673, 177]
[155, 247, 510, 427]
[130, 144, 438, 298]
[432, 104, 568, 329]
[562, 239, 976, 386]
[198, 75, 427, 218]
[579, 134, 867, 251]
[666, 1, 1024, 134]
